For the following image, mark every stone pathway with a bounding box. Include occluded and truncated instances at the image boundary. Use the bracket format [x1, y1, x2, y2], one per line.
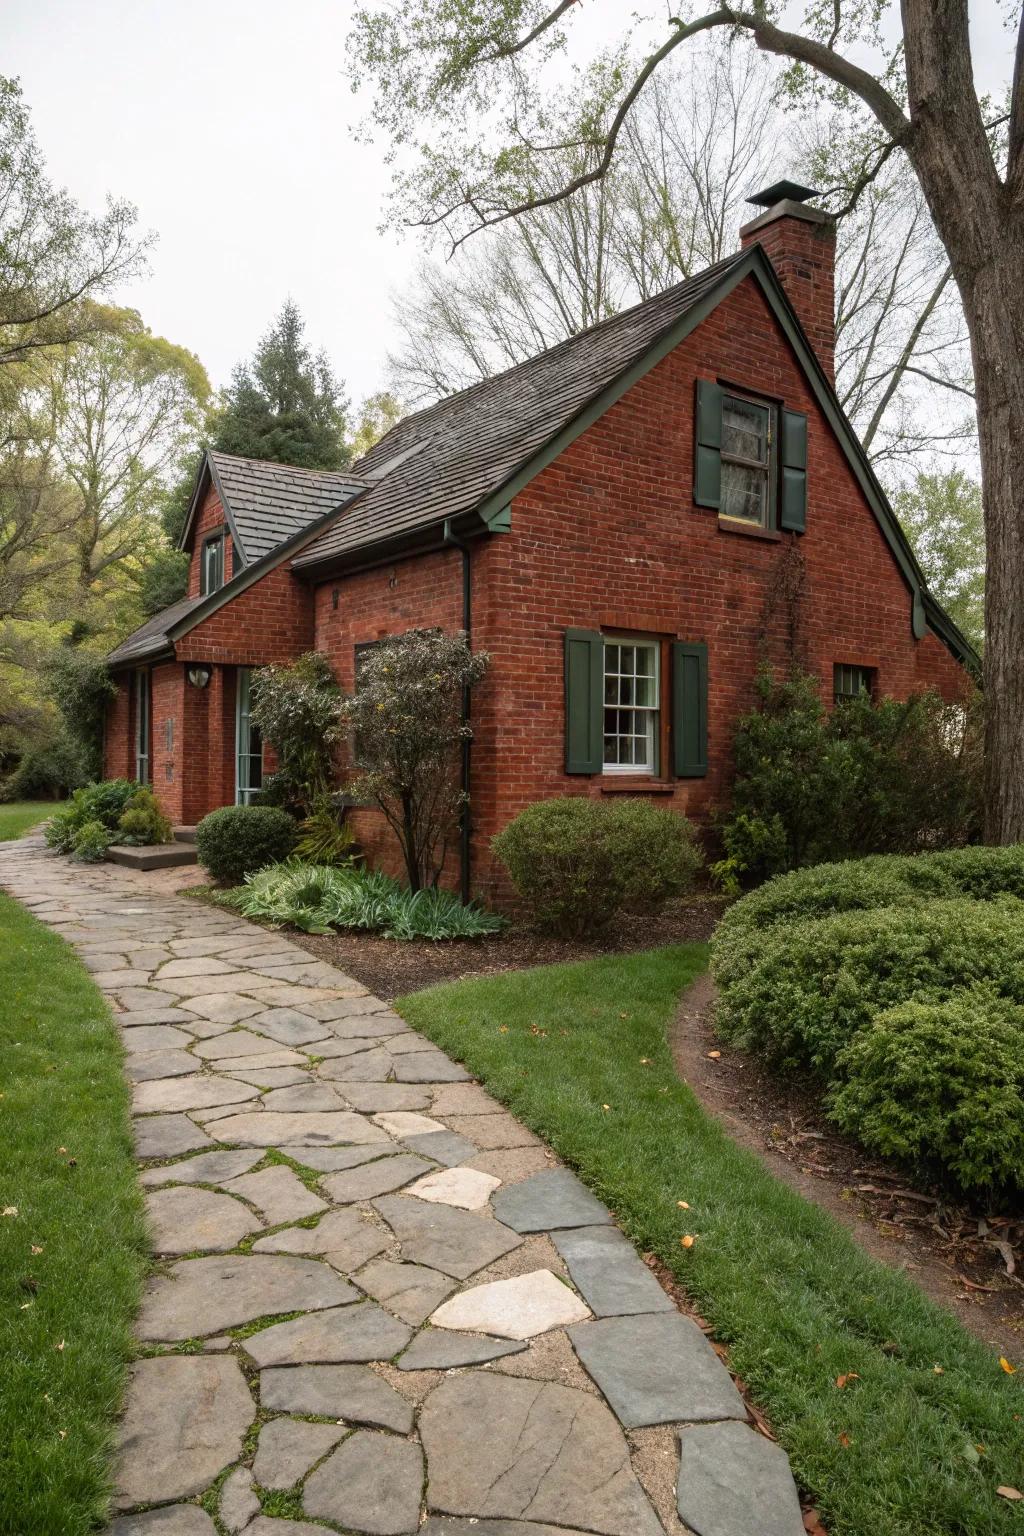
[1, 837, 805, 1536]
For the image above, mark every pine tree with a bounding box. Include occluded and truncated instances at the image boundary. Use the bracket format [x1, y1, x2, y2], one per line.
[213, 300, 349, 469]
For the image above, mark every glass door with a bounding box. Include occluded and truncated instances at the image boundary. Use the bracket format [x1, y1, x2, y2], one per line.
[134, 668, 151, 785]
[235, 668, 263, 804]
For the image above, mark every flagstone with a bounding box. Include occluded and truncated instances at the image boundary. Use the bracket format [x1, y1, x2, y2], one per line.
[491, 1168, 612, 1234]
[110, 1508, 216, 1535]
[402, 1130, 479, 1168]
[280, 1144, 396, 1173]
[430, 1269, 591, 1339]
[260, 1362, 414, 1431]
[243, 1302, 412, 1366]
[353, 1258, 456, 1326]
[321, 1013, 409, 1038]
[322, 1153, 433, 1204]
[304, 1431, 423, 1536]
[121, 1024, 194, 1053]
[676, 1421, 805, 1536]
[219, 1466, 260, 1534]
[392, 1053, 471, 1084]
[260, 1082, 345, 1113]
[443, 1113, 543, 1150]
[158, 956, 241, 978]
[227, 1065, 310, 1088]
[124, 1049, 198, 1082]
[134, 1113, 212, 1160]
[408, 1166, 500, 1210]
[372, 1110, 446, 1138]
[181, 994, 263, 1025]
[247, 1007, 333, 1047]
[115, 1355, 253, 1506]
[218, 1048, 308, 1071]
[133, 1076, 258, 1114]
[145, 1185, 262, 1254]
[373, 1195, 523, 1280]
[312, 1035, 386, 1060]
[117, 1007, 197, 1027]
[221, 1165, 327, 1224]
[138, 1149, 264, 1187]
[320, 1047, 394, 1081]
[209, 1110, 390, 1147]
[138, 1255, 358, 1340]
[332, 1082, 432, 1112]
[252, 1207, 391, 1271]
[251, 1418, 346, 1489]
[551, 1226, 674, 1318]
[191, 1029, 277, 1060]
[398, 1329, 527, 1371]
[150, 971, 265, 997]
[566, 1313, 745, 1428]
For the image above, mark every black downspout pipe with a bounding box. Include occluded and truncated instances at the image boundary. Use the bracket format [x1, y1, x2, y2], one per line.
[442, 520, 472, 904]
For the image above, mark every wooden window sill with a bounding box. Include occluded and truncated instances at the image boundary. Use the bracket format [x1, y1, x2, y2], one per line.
[600, 778, 676, 794]
[717, 515, 782, 542]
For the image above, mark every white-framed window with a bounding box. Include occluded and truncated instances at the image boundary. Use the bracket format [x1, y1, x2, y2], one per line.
[720, 393, 773, 526]
[201, 534, 224, 595]
[833, 663, 875, 704]
[134, 667, 151, 786]
[235, 668, 263, 804]
[603, 637, 660, 773]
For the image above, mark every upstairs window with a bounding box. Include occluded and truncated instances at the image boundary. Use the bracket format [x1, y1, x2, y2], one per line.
[720, 394, 772, 525]
[201, 533, 224, 595]
[603, 638, 660, 774]
[834, 663, 875, 704]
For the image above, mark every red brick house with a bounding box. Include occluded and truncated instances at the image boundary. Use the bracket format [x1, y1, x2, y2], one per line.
[105, 187, 976, 899]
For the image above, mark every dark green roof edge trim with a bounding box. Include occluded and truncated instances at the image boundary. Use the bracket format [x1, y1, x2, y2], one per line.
[177, 451, 249, 566]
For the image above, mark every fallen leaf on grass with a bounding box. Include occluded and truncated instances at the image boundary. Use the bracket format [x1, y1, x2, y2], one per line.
[54, 1339, 65, 1352]
[835, 1373, 860, 1390]
[933, 1365, 944, 1374]
[706, 1050, 721, 1060]
[803, 1511, 828, 1535]
[837, 1432, 851, 1448]
[639, 1057, 652, 1065]
[680, 1234, 696, 1249]
[2, 1206, 18, 1218]
[30, 1244, 43, 1255]
[677, 1200, 690, 1209]
[602, 1104, 611, 1112]
[999, 1356, 1017, 1375]
[997, 1487, 1023, 1501]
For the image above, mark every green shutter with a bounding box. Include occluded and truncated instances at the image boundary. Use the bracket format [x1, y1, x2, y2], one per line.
[779, 409, 808, 532]
[672, 641, 708, 778]
[564, 629, 603, 774]
[694, 380, 723, 509]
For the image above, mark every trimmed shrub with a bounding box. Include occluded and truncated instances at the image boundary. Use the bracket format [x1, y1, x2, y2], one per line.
[117, 788, 173, 847]
[713, 896, 1024, 1074]
[829, 992, 1024, 1193]
[227, 858, 503, 940]
[492, 796, 701, 937]
[70, 819, 112, 863]
[43, 778, 141, 854]
[295, 796, 359, 866]
[196, 805, 298, 885]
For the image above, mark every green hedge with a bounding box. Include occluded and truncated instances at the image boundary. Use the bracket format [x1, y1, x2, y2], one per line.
[195, 805, 298, 884]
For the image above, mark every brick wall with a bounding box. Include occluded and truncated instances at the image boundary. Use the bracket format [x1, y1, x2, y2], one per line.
[104, 675, 135, 780]
[186, 485, 236, 597]
[741, 208, 837, 382]
[177, 563, 314, 667]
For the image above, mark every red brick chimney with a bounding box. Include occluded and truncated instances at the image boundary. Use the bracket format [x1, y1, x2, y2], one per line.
[740, 183, 836, 383]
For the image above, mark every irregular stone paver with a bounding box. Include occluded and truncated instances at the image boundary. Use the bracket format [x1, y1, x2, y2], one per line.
[0, 841, 799, 1536]
[144, 1186, 262, 1254]
[323, 1152, 433, 1203]
[355, 1258, 456, 1325]
[138, 1255, 357, 1340]
[209, 1109, 390, 1146]
[398, 1329, 526, 1370]
[260, 1364, 414, 1432]
[134, 1113, 211, 1160]
[676, 1421, 805, 1536]
[374, 1194, 523, 1279]
[419, 1374, 662, 1536]
[491, 1167, 612, 1232]
[220, 1465, 260, 1533]
[304, 1431, 424, 1536]
[222, 1165, 327, 1224]
[110, 1510, 217, 1536]
[243, 1302, 412, 1365]
[116, 1356, 253, 1505]
[431, 1269, 591, 1339]
[138, 1148, 265, 1188]
[408, 1165, 500, 1210]
[552, 1225, 676, 1317]
[567, 1312, 745, 1427]
[252, 1418, 346, 1489]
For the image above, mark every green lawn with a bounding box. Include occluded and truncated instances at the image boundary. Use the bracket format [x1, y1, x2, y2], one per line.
[0, 892, 147, 1533]
[0, 801, 56, 841]
[398, 946, 1024, 1536]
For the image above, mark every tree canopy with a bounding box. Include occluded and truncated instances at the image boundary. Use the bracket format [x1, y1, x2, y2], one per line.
[212, 299, 350, 470]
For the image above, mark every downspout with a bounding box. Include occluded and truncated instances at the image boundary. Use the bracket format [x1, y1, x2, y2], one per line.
[442, 519, 472, 904]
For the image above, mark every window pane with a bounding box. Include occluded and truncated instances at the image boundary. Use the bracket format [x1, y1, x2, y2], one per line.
[722, 397, 768, 463]
[721, 461, 767, 524]
[602, 639, 659, 773]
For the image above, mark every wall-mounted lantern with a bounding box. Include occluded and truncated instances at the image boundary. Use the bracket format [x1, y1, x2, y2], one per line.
[187, 664, 212, 689]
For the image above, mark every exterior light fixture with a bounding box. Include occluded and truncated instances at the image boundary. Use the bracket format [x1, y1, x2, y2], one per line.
[187, 664, 212, 689]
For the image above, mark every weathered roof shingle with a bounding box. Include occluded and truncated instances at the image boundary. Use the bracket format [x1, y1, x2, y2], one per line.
[208, 452, 371, 564]
[106, 594, 205, 667]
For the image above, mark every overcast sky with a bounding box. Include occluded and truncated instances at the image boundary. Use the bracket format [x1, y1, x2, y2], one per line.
[6, 1, 1012, 410]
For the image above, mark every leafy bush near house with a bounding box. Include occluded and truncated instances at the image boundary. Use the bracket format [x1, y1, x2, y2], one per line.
[226, 858, 503, 940]
[713, 895, 1024, 1075]
[70, 819, 113, 863]
[116, 788, 173, 847]
[44, 778, 142, 854]
[248, 652, 344, 813]
[195, 805, 298, 884]
[492, 796, 702, 937]
[713, 667, 983, 889]
[828, 992, 1024, 1193]
[294, 795, 359, 866]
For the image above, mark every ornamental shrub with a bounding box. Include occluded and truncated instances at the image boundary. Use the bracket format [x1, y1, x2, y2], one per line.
[713, 896, 1024, 1074]
[829, 992, 1024, 1193]
[248, 653, 344, 812]
[294, 795, 359, 866]
[117, 788, 173, 847]
[196, 805, 298, 884]
[70, 818, 112, 863]
[492, 796, 701, 937]
[44, 778, 141, 854]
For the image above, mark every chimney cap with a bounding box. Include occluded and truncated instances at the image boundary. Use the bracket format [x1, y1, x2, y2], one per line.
[746, 179, 821, 208]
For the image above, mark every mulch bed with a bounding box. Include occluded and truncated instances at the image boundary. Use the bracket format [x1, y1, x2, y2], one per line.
[670, 974, 1024, 1356]
[285, 895, 726, 1001]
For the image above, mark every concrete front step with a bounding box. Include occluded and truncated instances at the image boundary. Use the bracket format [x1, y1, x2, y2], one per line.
[172, 825, 198, 844]
[107, 842, 199, 871]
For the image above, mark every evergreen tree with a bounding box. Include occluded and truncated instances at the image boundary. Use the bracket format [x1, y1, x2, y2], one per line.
[212, 301, 349, 469]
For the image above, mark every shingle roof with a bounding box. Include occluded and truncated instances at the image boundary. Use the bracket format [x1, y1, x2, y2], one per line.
[107, 594, 205, 667]
[207, 452, 371, 564]
[294, 251, 746, 571]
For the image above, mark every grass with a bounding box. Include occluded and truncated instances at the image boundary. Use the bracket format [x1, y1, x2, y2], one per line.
[397, 945, 1024, 1536]
[0, 801, 56, 841]
[0, 892, 148, 1534]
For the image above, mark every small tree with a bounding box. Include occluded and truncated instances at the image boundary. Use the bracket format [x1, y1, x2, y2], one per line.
[249, 652, 344, 813]
[43, 647, 115, 782]
[342, 629, 489, 891]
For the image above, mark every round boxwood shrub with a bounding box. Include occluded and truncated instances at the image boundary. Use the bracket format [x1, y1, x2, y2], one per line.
[117, 787, 173, 847]
[70, 818, 113, 863]
[829, 991, 1024, 1193]
[196, 805, 298, 884]
[492, 795, 701, 937]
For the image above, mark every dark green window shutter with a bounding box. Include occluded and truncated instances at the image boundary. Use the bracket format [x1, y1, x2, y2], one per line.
[564, 629, 603, 773]
[672, 641, 708, 778]
[779, 409, 808, 532]
[694, 380, 723, 509]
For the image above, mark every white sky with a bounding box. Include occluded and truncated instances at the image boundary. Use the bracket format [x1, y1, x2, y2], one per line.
[5, 0, 1013, 407]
